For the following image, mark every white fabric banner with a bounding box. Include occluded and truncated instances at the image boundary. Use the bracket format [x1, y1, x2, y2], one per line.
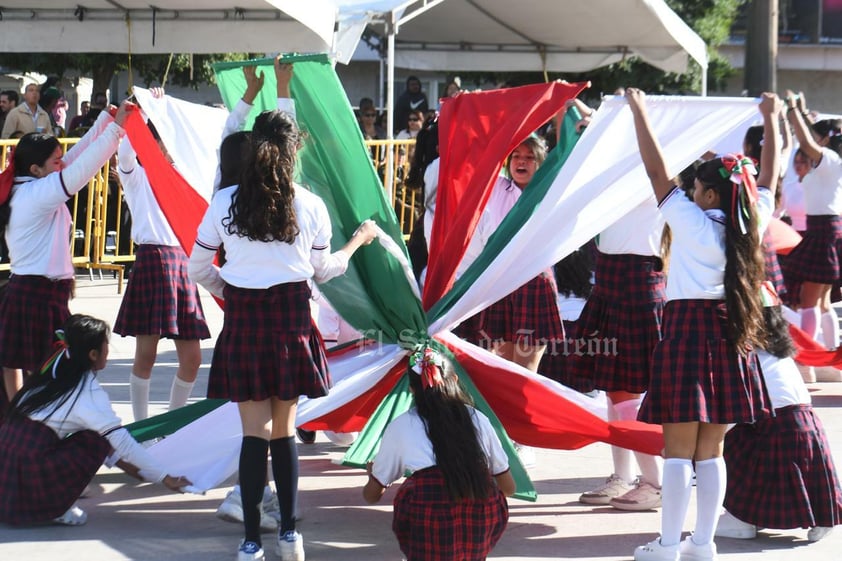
[429, 95, 762, 335]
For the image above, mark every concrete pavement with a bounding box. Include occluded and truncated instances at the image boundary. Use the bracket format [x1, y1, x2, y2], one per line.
[0, 277, 840, 561]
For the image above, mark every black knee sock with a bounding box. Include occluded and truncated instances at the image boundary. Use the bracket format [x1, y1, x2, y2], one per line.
[269, 436, 298, 533]
[240, 436, 269, 545]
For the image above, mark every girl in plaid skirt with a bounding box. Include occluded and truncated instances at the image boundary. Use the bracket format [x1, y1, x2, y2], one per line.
[188, 72, 377, 560]
[363, 348, 515, 561]
[113, 112, 210, 422]
[627, 90, 778, 561]
[784, 91, 842, 350]
[0, 314, 190, 526]
[0, 103, 131, 410]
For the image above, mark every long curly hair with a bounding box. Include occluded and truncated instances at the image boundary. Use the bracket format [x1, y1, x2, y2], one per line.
[408, 357, 495, 501]
[696, 158, 767, 352]
[224, 110, 301, 243]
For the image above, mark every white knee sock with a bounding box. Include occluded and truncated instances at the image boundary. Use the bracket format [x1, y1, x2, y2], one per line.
[608, 398, 634, 483]
[821, 309, 840, 350]
[693, 457, 727, 545]
[660, 458, 694, 546]
[801, 306, 821, 341]
[168, 376, 195, 411]
[612, 398, 661, 486]
[130, 373, 151, 421]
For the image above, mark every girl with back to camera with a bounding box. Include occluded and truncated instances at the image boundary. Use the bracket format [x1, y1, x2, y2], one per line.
[188, 94, 378, 559]
[363, 347, 515, 561]
[626, 89, 773, 561]
[0, 101, 131, 407]
[0, 314, 190, 526]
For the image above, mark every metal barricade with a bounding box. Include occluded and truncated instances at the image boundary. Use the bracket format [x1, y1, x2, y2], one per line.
[0, 137, 418, 292]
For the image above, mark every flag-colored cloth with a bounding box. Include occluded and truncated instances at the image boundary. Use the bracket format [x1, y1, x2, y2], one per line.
[422, 82, 587, 309]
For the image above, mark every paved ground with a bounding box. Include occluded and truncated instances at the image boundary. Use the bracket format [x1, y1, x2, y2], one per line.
[1, 277, 840, 561]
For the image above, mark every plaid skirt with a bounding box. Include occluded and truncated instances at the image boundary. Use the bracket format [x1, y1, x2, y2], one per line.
[724, 404, 842, 529]
[479, 270, 564, 347]
[783, 215, 842, 285]
[0, 275, 72, 371]
[114, 244, 210, 340]
[207, 281, 331, 402]
[763, 240, 787, 302]
[538, 319, 597, 392]
[0, 416, 110, 525]
[638, 299, 772, 425]
[566, 252, 666, 393]
[393, 466, 508, 561]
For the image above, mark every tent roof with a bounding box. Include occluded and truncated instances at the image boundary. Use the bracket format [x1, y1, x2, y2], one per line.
[374, 0, 708, 74]
[0, 0, 706, 75]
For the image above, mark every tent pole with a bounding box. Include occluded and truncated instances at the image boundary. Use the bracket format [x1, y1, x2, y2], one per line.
[385, 11, 396, 201]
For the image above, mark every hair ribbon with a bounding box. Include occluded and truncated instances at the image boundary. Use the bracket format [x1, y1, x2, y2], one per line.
[409, 346, 445, 389]
[40, 329, 70, 379]
[718, 153, 758, 235]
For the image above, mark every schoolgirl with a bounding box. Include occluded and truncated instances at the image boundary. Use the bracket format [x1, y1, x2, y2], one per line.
[783, 91, 842, 350]
[0, 314, 189, 526]
[363, 347, 515, 561]
[569, 174, 666, 511]
[0, 102, 130, 405]
[627, 89, 774, 561]
[188, 103, 377, 561]
[114, 116, 210, 421]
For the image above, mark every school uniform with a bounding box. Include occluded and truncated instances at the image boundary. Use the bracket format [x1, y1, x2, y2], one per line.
[371, 407, 509, 561]
[0, 371, 168, 524]
[724, 349, 842, 530]
[566, 195, 666, 393]
[113, 139, 210, 340]
[783, 147, 842, 285]
[0, 112, 123, 371]
[457, 176, 563, 347]
[189, 183, 347, 402]
[638, 186, 772, 425]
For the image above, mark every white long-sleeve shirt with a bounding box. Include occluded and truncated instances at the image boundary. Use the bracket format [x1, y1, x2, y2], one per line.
[7, 111, 124, 278]
[27, 371, 168, 482]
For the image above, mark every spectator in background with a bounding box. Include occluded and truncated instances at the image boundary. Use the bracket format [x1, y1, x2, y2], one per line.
[357, 97, 374, 124]
[39, 87, 64, 136]
[359, 107, 386, 141]
[2, 83, 51, 139]
[394, 76, 428, 135]
[0, 90, 19, 134]
[396, 110, 424, 140]
[67, 101, 90, 135]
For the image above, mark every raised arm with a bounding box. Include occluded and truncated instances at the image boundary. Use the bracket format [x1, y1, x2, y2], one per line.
[756, 92, 783, 197]
[785, 90, 822, 163]
[625, 88, 673, 202]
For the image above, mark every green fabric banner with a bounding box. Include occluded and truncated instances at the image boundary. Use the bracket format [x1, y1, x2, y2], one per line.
[213, 54, 426, 344]
[125, 399, 227, 442]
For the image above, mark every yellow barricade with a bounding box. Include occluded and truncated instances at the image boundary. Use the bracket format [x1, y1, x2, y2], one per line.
[0, 137, 419, 293]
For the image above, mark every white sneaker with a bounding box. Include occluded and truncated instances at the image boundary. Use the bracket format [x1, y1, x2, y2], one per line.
[216, 487, 278, 532]
[714, 510, 756, 539]
[807, 526, 833, 542]
[53, 504, 87, 526]
[634, 538, 679, 561]
[237, 540, 265, 561]
[276, 530, 305, 561]
[579, 474, 633, 505]
[678, 536, 717, 561]
[610, 479, 662, 511]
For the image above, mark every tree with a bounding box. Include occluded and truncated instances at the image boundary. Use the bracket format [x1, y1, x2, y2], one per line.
[0, 52, 254, 100]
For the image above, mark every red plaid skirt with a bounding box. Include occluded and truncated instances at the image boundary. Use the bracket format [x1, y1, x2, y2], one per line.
[478, 270, 564, 346]
[566, 252, 666, 393]
[724, 404, 842, 529]
[393, 466, 508, 561]
[638, 299, 772, 425]
[114, 244, 210, 340]
[783, 215, 842, 285]
[763, 240, 787, 302]
[0, 275, 72, 371]
[0, 416, 110, 524]
[207, 281, 330, 402]
[538, 319, 596, 392]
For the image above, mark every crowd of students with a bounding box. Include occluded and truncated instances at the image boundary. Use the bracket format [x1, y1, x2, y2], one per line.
[0, 63, 841, 561]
